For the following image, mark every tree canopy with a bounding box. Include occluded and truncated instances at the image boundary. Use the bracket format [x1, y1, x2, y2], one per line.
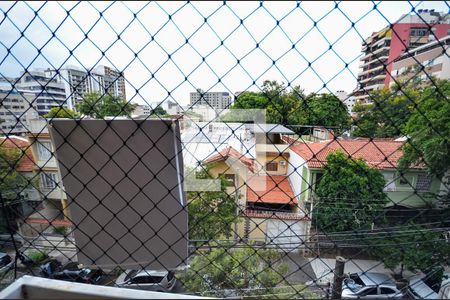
[227, 80, 350, 130]
[352, 87, 417, 138]
[398, 80, 450, 177]
[76, 92, 137, 118]
[365, 223, 449, 277]
[150, 106, 167, 116]
[179, 246, 293, 298]
[44, 106, 79, 119]
[187, 168, 238, 240]
[314, 151, 388, 232]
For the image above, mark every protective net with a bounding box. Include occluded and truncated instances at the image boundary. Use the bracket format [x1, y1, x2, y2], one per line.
[0, 1, 449, 299]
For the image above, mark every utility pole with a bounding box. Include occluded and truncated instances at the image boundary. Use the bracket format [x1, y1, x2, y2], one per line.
[331, 256, 346, 299]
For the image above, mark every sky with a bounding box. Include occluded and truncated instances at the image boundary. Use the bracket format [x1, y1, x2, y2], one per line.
[0, 1, 448, 107]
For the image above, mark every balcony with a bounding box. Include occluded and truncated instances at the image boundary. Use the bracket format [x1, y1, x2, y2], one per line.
[0, 276, 200, 299]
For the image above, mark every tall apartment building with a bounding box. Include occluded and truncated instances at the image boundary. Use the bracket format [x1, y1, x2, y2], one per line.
[46, 65, 126, 110]
[390, 35, 450, 85]
[189, 89, 233, 110]
[16, 71, 67, 116]
[353, 9, 450, 103]
[336, 90, 356, 116]
[0, 88, 34, 135]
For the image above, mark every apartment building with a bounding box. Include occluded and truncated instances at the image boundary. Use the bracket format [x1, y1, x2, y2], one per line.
[26, 112, 69, 223]
[189, 89, 233, 110]
[336, 90, 357, 116]
[45, 65, 126, 110]
[390, 35, 450, 85]
[353, 9, 450, 103]
[16, 71, 67, 116]
[0, 89, 34, 135]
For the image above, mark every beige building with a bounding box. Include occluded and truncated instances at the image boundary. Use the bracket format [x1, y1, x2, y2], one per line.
[26, 112, 70, 224]
[0, 89, 34, 135]
[390, 35, 450, 85]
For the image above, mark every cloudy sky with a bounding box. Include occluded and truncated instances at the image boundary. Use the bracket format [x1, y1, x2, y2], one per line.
[0, 1, 448, 107]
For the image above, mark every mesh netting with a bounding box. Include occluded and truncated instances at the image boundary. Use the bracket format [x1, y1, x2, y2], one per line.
[0, 1, 449, 299]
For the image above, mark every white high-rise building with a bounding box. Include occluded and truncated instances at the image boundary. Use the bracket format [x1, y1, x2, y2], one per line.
[336, 90, 356, 116]
[16, 70, 67, 116]
[45, 65, 126, 110]
[0, 88, 34, 135]
[189, 89, 233, 110]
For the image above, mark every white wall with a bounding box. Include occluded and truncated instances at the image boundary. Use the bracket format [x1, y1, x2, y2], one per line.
[287, 149, 308, 204]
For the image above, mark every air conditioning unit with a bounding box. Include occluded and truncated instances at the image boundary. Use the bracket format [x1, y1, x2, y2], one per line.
[279, 160, 286, 166]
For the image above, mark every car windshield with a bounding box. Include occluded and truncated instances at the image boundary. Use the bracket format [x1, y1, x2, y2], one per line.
[344, 277, 364, 292]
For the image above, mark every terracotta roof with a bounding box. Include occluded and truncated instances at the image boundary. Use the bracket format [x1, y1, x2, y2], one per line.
[204, 146, 255, 172]
[289, 139, 418, 169]
[247, 175, 297, 204]
[0, 136, 35, 172]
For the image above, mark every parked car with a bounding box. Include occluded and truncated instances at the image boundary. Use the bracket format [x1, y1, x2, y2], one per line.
[342, 272, 403, 299]
[0, 252, 13, 273]
[408, 271, 450, 299]
[39, 260, 105, 285]
[115, 269, 176, 292]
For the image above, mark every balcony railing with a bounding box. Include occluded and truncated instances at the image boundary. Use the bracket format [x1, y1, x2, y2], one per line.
[243, 209, 309, 221]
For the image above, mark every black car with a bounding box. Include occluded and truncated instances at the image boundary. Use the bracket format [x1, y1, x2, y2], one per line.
[0, 252, 13, 273]
[40, 260, 105, 284]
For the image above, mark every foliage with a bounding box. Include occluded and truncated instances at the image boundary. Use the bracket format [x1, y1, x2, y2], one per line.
[227, 80, 350, 130]
[352, 87, 417, 138]
[187, 168, 238, 240]
[27, 250, 48, 264]
[398, 80, 450, 177]
[150, 106, 167, 116]
[53, 226, 68, 236]
[179, 246, 291, 298]
[365, 223, 449, 277]
[44, 106, 79, 119]
[314, 151, 388, 232]
[0, 147, 28, 201]
[76, 92, 137, 118]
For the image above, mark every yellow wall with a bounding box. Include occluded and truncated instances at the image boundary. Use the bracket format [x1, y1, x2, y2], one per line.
[207, 161, 248, 206]
[255, 154, 288, 175]
[236, 217, 268, 241]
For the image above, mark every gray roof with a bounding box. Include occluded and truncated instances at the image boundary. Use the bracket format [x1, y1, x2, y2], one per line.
[245, 124, 294, 134]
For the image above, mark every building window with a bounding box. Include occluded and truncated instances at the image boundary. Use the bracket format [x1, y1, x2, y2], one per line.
[265, 162, 278, 172]
[222, 174, 235, 186]
[40, 172, 58, 190]
[410, 27, 428, 37]
[416, 175, 432, 193]
[37, 141, 52, 161]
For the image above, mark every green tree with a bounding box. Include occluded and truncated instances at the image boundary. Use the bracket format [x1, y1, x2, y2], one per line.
[44, 106, 79, 119]
[398, 80, 450, 177]
[314, 151, 388, 232]
[179, 246, 293, 298]
[229, 80, 349, 128]
[365, 223, 449, 278]
[305, 93, 350, 132]
[187, 169, 238, 240]
[150, 106, 167, 116]
[76, 92, 137, 118]
[352, 87, 417, 138]
[0, 147, 28, 233]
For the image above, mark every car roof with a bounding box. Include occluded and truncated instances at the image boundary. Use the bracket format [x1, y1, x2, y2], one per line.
[358, 272, 395, 286]
[127, 269, 168, 278]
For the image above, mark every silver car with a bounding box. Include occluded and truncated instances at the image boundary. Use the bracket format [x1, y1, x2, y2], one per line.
[342, 272, 403, 299]
[115, 269, 176, 292]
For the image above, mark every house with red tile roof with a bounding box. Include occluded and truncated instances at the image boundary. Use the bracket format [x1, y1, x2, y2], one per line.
[288, 138, 441, 209]
[203, 145, 310, 250]
[0, 136, 41, 231]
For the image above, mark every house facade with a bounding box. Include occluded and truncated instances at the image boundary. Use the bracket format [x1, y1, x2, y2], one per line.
[288, 139, 441, 210]
[0, 136, 41, 233]
[203, 126, 310, 250]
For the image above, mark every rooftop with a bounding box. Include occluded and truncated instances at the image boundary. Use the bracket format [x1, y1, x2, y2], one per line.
[289, 139, 417, 170]
[246, 175, 297, 204]
[0, 136, 35, 172]
[204, 146, 255, 172]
